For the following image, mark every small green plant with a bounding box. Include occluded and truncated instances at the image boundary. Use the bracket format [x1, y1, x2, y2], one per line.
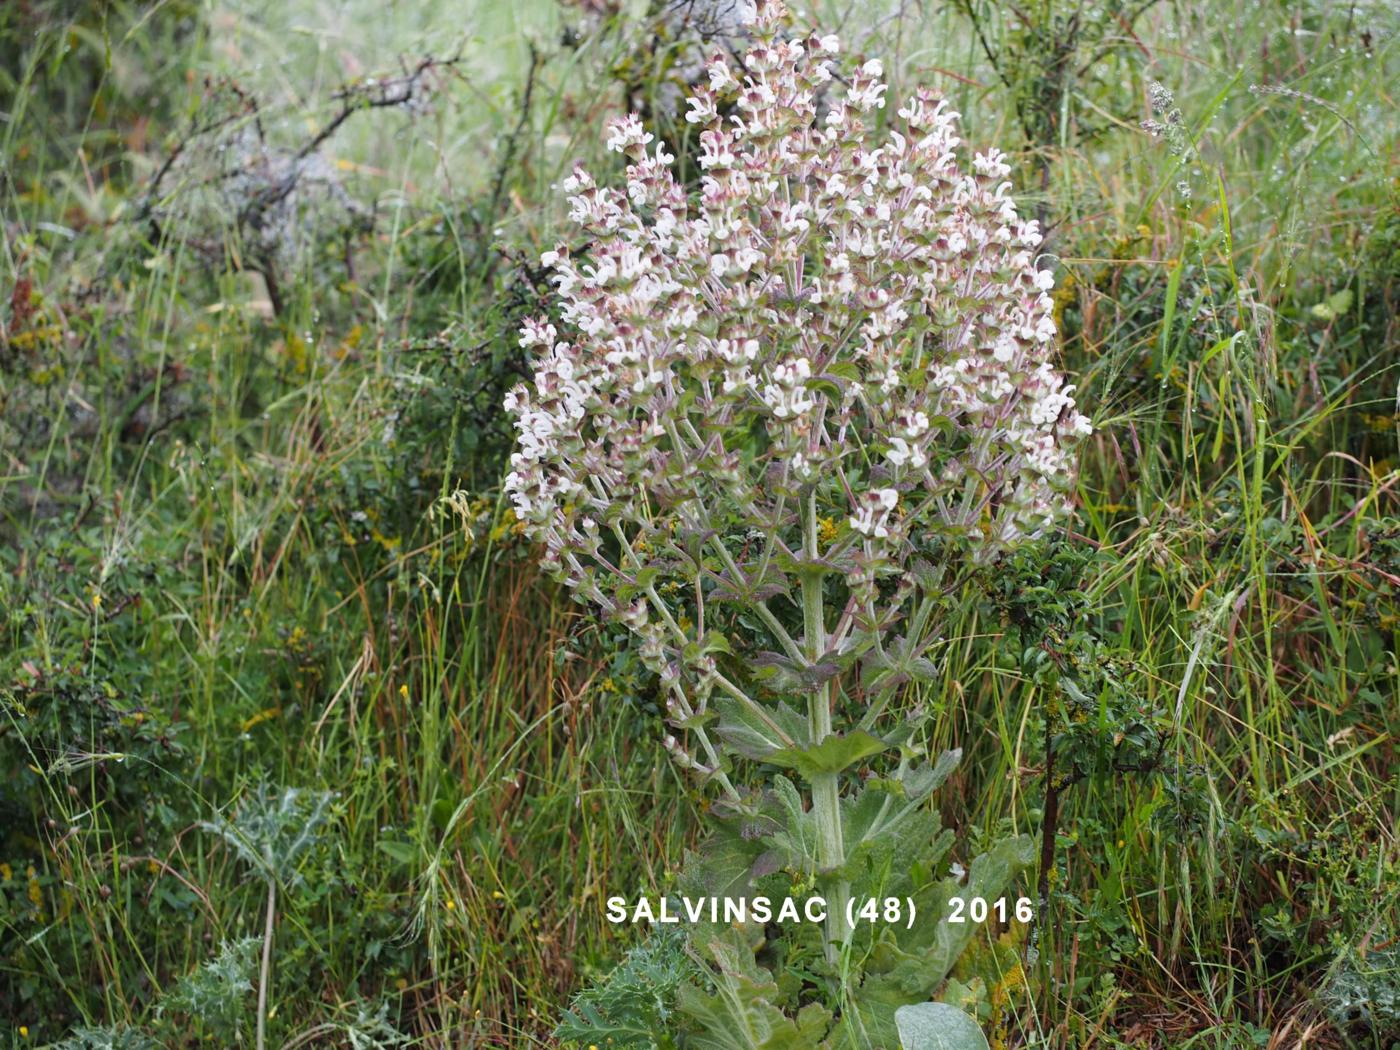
[947, 0, 1162, 207]
[278, 1001, 411, 1050]
[984, 541, 1167, 907]
[557, 925, 700, 1049]
[155, 938, 259, 1043]
[52, 1027, 158, 1050]
[200, 783, 337, 1050]
[1324, 945, 1400, 1048]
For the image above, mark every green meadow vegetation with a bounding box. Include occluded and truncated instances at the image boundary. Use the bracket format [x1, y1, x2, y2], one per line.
[1, 0, 1397, 1046]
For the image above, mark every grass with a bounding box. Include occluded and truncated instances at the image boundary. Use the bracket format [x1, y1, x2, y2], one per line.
[1, 0, 1397, 1046]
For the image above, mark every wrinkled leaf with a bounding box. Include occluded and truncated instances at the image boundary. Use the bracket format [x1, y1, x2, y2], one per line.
[714, 696, 805, 760]
[677, 930, 832, 1049]
[899, 749, 962, 804]
[767, 730, 887, 780]
[839, 835, 1036, 1045]
[894, 1003, 990, 1050]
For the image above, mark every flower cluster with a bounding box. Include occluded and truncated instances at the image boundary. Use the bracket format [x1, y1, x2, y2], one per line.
[505, 0, 1090, 766]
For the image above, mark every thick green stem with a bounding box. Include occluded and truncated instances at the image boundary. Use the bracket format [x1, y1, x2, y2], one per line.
[802, 490, 848, 960]
[810, 768, 846, 955]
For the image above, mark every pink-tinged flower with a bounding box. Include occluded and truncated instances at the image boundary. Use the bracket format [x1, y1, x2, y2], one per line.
[502, 0, 1091, 759]
[605, 114, 653, 153]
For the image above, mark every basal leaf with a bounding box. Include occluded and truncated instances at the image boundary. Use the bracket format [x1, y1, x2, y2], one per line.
[843, 835, 1036, 1044]
[677, 930, 832, 1050]
[893, 1003, 990, 1050]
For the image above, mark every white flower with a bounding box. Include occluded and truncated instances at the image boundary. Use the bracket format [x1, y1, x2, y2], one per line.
[738, 247, 764, 272]
[708, 59, 737, 91]
[973, 149, 1012, 178]
[762, 357, 816, 419]
[561, 166, 594, 194]
[850, 488, 899, 538]
[886, 437, 927, 469]
[699, 130, 737, 169]
[606, 114, 653, 153]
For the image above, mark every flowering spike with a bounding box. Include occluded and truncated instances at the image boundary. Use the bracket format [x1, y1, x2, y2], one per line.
[504, 14, 1091, 735]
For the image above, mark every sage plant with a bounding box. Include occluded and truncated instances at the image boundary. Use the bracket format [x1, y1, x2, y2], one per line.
[506, 0, 1088, 960]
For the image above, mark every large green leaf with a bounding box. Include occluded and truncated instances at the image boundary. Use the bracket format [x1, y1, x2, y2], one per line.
[840, 800, 953, 888]
[714, 696, 807, 760]
[750, 650, 846, 693]
[677, 930, 832, 1049]
[678, 810, 777, 904]
[834, 835, 1036, 1046]
[844, 749, 963, 857]
[762, 774, 820, 872]
[893, 1003, 990, 1050]
[898, 750, 962, 804]
[767, 730, 888, 780]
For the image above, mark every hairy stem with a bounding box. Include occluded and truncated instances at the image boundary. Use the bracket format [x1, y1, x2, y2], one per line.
[802, 488, 848, 960]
